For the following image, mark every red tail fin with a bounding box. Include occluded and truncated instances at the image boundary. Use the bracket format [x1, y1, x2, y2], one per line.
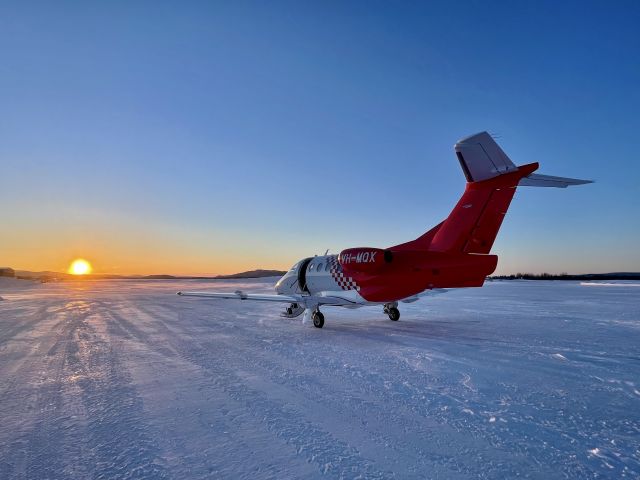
[391, 131, 591, 254]
[428, 163, 537, 253]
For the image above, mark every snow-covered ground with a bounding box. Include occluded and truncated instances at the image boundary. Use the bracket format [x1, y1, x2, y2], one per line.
[0, 278, 638, 479]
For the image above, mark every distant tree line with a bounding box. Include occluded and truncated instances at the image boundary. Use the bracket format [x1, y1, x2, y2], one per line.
[490, 272, 640, 281]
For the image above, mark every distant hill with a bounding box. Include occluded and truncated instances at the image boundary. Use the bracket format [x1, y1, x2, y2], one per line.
[214, 269, 286, 279]
[10, 268, 287, 282]
[139, 270, 287, 280]
[14, 270, 72, 281]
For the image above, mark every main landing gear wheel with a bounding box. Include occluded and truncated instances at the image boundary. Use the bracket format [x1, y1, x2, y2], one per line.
[312, 311, 325, 328]
[388, 307, 400, 321]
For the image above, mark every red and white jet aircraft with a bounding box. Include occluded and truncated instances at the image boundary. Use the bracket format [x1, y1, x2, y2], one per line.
[178, 132, 591, 328]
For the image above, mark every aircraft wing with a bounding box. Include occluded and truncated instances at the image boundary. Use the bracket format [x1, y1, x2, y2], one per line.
[177, 290, 360, 308]
[177, 290, 301, 303]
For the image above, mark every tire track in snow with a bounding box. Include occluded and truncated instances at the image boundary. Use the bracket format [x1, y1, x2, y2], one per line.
[139, 302, 491, 477]
[76, 302, 171, 480]
[142, 301, 532, 478]
[136, 303, 391, 479]
[0, 297, 171, 480]
[0, 300, 93, 479]
[141, 301, 557, 478]
[0, 303, 53, 345]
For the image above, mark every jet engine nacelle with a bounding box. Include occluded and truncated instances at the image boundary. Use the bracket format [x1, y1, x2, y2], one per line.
[338, 248, 391, 273]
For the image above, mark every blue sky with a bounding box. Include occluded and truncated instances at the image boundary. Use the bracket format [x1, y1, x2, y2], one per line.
[1, 1, 639, 274]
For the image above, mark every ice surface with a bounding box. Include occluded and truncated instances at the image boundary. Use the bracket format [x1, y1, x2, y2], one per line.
[1, 278, 639, 479]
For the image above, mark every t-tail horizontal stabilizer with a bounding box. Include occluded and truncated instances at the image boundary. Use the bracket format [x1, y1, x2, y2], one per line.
[518, 173, 592, 188]
[455, 131, 593, 188]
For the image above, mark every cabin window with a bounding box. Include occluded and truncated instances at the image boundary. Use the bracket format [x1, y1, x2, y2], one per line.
[316, 262, 323, 272]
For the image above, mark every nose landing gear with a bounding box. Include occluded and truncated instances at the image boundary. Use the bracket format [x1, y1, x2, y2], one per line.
[383, 303, 400, 321]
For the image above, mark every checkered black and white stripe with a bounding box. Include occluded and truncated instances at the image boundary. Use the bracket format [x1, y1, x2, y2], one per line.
[328, 256, 360, 291]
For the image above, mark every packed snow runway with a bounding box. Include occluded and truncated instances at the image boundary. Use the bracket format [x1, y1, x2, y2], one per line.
[0, 278, 638, 479]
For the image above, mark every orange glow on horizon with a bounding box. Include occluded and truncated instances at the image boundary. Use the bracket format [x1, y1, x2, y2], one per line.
[68, 259, 92, 275]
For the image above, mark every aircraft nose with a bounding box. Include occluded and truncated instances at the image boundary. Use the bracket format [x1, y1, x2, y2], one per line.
[275, 272, 293, 293]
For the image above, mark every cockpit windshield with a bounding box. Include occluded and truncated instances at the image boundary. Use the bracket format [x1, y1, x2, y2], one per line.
[289, 261, 302, 272]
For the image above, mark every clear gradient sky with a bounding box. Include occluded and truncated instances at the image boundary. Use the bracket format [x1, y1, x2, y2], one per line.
[1, 1, 639, 275]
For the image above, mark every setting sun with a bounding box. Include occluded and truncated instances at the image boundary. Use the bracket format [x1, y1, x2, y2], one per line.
[68, 259, 92, 275]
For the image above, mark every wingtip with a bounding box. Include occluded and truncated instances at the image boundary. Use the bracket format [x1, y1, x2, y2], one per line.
[570, 179, 594, 186]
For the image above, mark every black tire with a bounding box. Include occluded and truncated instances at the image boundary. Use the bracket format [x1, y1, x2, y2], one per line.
[312, 311, 324, 328]
[388, 307, 400, 321]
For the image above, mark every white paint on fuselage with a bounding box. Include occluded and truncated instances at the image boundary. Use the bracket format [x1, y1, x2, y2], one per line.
[275, 255, 369, 307]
